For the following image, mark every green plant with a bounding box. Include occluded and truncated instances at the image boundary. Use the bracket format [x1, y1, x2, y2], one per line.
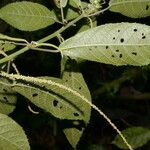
[0, 0, 150, 149]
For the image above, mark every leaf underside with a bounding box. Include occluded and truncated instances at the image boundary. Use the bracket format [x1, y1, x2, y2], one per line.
[109, 0, 150, 18]
[0, 113, 30, 150]
[0, 1, 57, 31]
[0, 78, 17, 115]
[60, 23, 150, 66]
[11, 76, 90, 121]
[61, 58, 91, 148]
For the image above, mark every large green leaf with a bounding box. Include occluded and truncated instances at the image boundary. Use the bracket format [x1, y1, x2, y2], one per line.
[112, 127, 150, 149]
[60, 23, 150, 66]
[0, 1, 57, 31]
[61, 58, 91, 148]
[0, 113, 30, 150]
[6, 75, 91, 121]
[109, 0, 150, 18]
[0, 78, 17, 114]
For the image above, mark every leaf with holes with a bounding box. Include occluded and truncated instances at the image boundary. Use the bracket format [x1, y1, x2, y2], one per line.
[61, 58, 91, 148]
[0, 1, 57, 31]
[0, 113, 30, 150]
[0, 78, 17, 114]
[109, 0, 150, 18]
[60, 23, 150, 66]
[11, 76, 91, 121]
[112, 127, 150, 149]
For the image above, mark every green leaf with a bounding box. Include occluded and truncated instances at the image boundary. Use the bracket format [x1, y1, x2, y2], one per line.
[61, 58, 91, 122]
[0, 113, 30, 150]
[109, 0, 150, 18]
[60, 23, 150, 66]
[0, 41, 16, 52]
[0, 78, 17, 114]
[70, 0, 82, 8]
[64, 7, 79, 21]
[63, 128, 83, 149]
[77, 18, 97, 33]
[112, 127, 150, 149]
[10, 76, 91, 121]
[61, 58, 91, 148]
[64, 1, 88, 21]
[0, 1, 57, 31]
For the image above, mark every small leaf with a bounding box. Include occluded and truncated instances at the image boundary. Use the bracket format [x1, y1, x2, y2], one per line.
[0, 40, 16, 52]
[0, 78, 17, 114]
[63, 128, 83, 149]
[0, 1, 57, 31]
[112, 127, 150, 149]
[0, 113, 30, 150]
[64, 6, 79, 21]
[77, 18, 97, 33]
[60, 23, 150, 66]
[64, 1, 88, 21]
[61, 58, 91, 148]
[109, 0, 150, 18]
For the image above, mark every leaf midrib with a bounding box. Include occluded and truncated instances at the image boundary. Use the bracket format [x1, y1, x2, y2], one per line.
[61, 44, 150, 50]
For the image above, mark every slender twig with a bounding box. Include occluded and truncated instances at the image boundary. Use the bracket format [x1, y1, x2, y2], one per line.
[0, 50, 19, 74]
[30, 48, 60, 53]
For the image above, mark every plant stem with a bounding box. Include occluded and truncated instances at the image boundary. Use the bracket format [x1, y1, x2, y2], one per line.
[38, 14, 84, 43]
[0, 14, 84, 65]
[0, 5, 110, 64]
